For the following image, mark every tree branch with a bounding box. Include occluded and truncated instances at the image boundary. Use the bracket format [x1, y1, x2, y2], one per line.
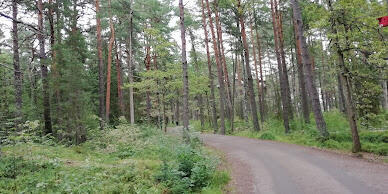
[0, 11, 44, 36]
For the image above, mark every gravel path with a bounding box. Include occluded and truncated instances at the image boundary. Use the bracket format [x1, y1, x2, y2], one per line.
[200, 134, 388, 194]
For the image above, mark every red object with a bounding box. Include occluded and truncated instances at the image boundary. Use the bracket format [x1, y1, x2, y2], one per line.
[377, 16, 388, 27]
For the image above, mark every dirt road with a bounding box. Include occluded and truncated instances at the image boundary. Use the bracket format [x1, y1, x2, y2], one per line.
[200, 134, 388, 194]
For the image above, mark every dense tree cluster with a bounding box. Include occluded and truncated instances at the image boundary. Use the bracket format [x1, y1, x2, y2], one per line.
[0, 0, 387, 152]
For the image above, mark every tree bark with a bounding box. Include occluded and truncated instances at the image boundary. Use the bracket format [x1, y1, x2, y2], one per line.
[105, 0, 115, 123]
[206, 0, 227, 134]
[238, 0, 260, 131]
[200, 0, 218, 131]
[189, 30, 205, 128]
[326, 0, 360, 152]
[115, 41, 124, 116]
[95, 0, 105, 127]
[275, 0, 293, 120]
[128, 0, 135, 124]
[179, 0, 190, 140]
[214, 1, 232, 121]
[254, 12, 266, 122]
[292, 0, 329, 137]
[12, 0, 22, 125]
[249, 14, 264, 123]
[293, 17, 310, 123]
[38, 0, 53, 134]
[271, 0, 290, 133]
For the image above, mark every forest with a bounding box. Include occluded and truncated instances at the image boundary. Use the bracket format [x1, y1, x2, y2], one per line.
[0, 0, 387, 193]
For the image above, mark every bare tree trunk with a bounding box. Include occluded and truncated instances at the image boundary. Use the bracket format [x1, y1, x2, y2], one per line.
[238, 0, 260, 131]
[292, 0, 329, 137]
[236, 16, 250, 122]
[382, 79, 388, 110]
[214, 2, 232, 121]
[189, 30, 205, 128]
[206, 0, 227, 134]
[12, 0, 22, 126]
[128, 0, 135, 124]
[105, 0, 115, 123]
[115, 42, 124, 115]
[179, 0, 190, 140]
[95, 0, 105, 128]
[253, 12, 266, 122]
[293, 18, 310, 123]
[175, 97, 180, 126]
[201, 0, 218, 131]
[337, 73, 346, 113]
[271, 0, 290, 133]
[38, 0, 53, 134]
[249, 15, 262, 123]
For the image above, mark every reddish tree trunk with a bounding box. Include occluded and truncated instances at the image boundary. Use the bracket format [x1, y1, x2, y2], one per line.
[206, 0, 227, 134]
[238, 0, 260, 131]
[271, 0, 290, 133]
[214, 2, 232, 120]
[105, 0, 115, 122]
[292, 0, 329, 137]
[200, 0, 218, 130]
[95, 0, 105, 127]
[293, 17, 310, 123]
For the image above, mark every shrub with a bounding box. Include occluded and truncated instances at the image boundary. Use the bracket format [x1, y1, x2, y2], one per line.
[259, 132, 276, 140]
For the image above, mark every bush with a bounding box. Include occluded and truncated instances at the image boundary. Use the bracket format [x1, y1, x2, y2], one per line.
[259, 132, 276, 140]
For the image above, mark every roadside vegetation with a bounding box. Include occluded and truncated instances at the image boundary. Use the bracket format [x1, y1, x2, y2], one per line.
[193, 110, 388, 156]
[0, 119, 229, 193]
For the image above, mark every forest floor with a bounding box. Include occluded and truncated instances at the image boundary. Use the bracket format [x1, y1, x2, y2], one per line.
[0, 124, 229, 193]
[197, 132, 388, 194]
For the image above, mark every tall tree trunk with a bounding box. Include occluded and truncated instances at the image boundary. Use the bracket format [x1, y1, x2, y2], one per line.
[214, 1, 232, 121]
[292, 0, 329, 137]
[271, 0, 290, 133]
[38, 0, 53, 134]
[179, 0, 190, 140]
[105, 0, 115, 122]
[327, 0, 360, 152]
[254, 13, 266, 122]
[382, 79, 388, 110]
[200, 0, 218, 130]
[12, 0, 22, 126]
[249, 14, 264, 123]
[48, 0, 59, 124]
[236, 16, 250, 122]
[206, 0, 227, 134]
[238, 0, 260, 131]
[189, 30, 204, 128]
[128, 0, 135, 124]
[293, 18, 310, 123]
[95, 0, 105, 127]
[115, 41, 124, 115]
[275, 0, 293, 119]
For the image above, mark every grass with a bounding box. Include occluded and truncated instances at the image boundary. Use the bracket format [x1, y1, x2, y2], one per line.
[192, 110, 388, 156]
[0, 122, 229, 193]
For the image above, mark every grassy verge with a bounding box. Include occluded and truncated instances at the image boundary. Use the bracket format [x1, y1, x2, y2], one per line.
[192, 110, 388, 156]
[0, 122, 229, 193]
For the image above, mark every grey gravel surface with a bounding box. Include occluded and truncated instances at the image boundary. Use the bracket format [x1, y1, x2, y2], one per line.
[200, 134, 388, 194]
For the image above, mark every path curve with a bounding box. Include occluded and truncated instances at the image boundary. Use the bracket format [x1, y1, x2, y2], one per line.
[200, 134, 388, 194]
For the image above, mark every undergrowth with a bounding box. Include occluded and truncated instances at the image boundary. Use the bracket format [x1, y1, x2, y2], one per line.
[0, 120, 229, 193]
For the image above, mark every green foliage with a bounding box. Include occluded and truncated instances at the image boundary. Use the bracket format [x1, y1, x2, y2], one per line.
[259, 132, 276, 140]
[0, 124, 228, 193]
